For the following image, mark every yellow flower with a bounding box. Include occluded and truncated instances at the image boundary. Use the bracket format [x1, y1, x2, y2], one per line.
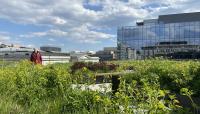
[82, 67, 87, 72]
[94, 95, 101, 102]
[158, 101, 166, 109]
[159, 90, 165, 97]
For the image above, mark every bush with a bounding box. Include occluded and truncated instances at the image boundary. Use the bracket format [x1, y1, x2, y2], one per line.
[71, 62, 118, 73]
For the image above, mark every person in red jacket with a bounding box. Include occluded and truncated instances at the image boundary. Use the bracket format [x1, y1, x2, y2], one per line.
[30, 48, 42, 64]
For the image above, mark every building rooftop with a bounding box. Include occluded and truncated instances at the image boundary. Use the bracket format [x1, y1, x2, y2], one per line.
[0, 47, 33, 52]
[121, 12, 200, 28]
[159, 12, 200, 23]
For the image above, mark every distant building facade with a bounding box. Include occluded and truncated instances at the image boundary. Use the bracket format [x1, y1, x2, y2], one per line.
[118, 12, 200, 59]
[0, 44, 34, 61]
[40, 46, 61, 52]
[70, 55, 99, 63]
[0, 44, 70, 65]
[70, 51, 99, 62]
[94, 47, 118, 61]
[142, 41, 200, 59]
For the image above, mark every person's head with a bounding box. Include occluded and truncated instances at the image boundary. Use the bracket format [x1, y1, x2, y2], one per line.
[33, 48, 39, 53]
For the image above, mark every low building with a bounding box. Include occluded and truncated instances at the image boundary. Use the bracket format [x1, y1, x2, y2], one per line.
[0, 44, 70, 65]
[0, 45, 34, 61]
[93, 47, 118, 61]
[70, 51, 99, 62]
[40, 46, 61, 52]
[70, 55, 99, 62]
[41, 52, 70, 65]
[0, 44, 8, 48]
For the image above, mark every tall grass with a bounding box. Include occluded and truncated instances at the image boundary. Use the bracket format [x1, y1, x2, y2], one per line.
[0, 60, 199, 113]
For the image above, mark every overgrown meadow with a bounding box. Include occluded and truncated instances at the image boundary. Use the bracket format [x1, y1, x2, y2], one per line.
[0, 59, 200, 114]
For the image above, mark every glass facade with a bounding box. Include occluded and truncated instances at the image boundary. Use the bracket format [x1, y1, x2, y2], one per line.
[118, 13, 200, 60]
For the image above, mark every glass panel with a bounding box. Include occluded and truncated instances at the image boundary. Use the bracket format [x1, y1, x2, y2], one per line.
[184, 25, 190, 38]
[164, 24, 169, 40]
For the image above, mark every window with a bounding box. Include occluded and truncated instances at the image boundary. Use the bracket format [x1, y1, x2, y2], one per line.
[189, 24, 195, 38]
[184, 26, 190, 38]
[164, 25, 169, 39]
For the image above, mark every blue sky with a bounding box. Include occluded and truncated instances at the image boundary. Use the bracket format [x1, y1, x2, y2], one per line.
[0, 0, 200, 52]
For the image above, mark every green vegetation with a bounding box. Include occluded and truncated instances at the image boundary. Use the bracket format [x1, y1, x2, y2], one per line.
[0, 59, 200, 113]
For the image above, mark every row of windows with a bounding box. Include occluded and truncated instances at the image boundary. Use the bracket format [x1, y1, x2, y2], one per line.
[119, 21, 200, 30]
[119, 39, 200, 50]
[118, 26, 200, 40]
[144, 47, 200, 53]
[118, 21, 200, 59]
[1, 53, 30, 56]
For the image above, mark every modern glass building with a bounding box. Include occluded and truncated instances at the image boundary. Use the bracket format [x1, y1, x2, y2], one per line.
[117, 12, 200, 59]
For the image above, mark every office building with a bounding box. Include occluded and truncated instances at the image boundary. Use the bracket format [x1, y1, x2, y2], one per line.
[118, 12, 200, 59]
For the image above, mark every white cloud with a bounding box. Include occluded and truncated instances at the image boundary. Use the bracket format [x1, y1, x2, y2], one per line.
[49, 38, 56, 42]
[53, 17, 67, 25]
[0, 32, 11, 44]
[0, 0, 200, 44]
[27, 44, 35, 48]
[20, 25, 115, 44]
[0, 35, 10, 40]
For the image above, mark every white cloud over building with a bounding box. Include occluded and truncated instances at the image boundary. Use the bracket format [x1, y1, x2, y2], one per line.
[0, 0, 199, 46]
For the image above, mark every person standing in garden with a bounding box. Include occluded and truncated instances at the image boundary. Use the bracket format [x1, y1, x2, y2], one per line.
[30, 48, 42, 65]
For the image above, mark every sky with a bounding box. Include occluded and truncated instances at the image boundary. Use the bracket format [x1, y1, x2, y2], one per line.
[0, 0, 200, 52]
